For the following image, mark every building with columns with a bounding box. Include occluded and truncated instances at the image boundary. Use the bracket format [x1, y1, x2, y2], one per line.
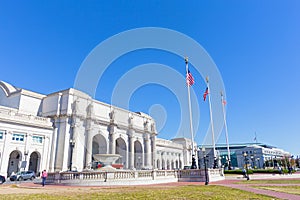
[0, 81, 195, 177]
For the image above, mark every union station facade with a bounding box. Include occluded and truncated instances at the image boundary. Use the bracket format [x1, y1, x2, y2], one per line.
[0, 81, 194, 177]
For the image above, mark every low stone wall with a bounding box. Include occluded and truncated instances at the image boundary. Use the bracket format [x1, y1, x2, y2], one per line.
[178, 168, 225, 182]
[45, 169, 224, 186]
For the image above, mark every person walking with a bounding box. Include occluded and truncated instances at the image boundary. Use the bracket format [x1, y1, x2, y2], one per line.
[41, 170, 48, 187]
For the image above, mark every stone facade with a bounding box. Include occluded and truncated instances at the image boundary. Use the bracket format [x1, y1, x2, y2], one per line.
[0, 81, 194, 177]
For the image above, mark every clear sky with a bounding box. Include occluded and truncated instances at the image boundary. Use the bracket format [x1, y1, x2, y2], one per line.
[0, 1, 299, 156]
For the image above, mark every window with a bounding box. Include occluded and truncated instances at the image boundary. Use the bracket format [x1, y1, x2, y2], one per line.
[32, 136, 43, 143]
[12, 133, 25, 142]
[0, 131, 4, 140]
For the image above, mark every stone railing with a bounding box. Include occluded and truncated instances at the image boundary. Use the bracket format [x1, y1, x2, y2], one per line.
[45, 169, 223, 186]
[46, 170, 178, 186]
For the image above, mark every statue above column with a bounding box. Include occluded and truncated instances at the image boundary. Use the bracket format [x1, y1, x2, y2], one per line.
[128, 113, 134, 128]
[109, 108, 115, 124]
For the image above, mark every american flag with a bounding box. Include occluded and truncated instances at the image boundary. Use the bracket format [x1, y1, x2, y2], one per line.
[186, 70, 194, 86]
[203, 87, 209, 101]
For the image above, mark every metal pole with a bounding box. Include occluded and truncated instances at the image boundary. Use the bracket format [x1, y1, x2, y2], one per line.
[206, 77, 216, 168]
[221, 92, 231, 169]
[185, 57, 196, 169]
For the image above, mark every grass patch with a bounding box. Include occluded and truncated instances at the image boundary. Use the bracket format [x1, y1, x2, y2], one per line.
[0, 185, 278, 200]
[235, 179, 300, 185]
[254, 186, 300, 196]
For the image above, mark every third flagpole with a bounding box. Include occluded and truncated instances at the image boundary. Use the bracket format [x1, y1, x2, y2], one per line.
[206, 77, 217, 168]
[221, 91, 231, 169]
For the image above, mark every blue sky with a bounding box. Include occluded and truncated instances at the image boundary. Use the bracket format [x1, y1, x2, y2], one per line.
[0, 1, 300, 155]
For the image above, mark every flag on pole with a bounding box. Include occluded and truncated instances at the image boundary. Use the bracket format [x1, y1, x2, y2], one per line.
[186, 70, 194, 86]
[222, 99, 227, 105]
[203, 87, 209, 101]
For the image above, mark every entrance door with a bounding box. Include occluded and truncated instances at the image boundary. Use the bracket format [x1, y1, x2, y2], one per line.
[29, 152, 39, 174]
[7, 151, 22, 176]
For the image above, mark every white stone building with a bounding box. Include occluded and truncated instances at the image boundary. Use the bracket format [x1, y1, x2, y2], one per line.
[0, 81, 194, 177]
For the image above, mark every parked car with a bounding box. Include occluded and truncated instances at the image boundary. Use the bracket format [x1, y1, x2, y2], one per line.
[0, 175, 5, 184]
[10, 171, 35, 181]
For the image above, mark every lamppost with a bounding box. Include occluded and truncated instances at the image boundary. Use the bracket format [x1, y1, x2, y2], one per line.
[227, 155, 232, 170]
[223, 155, 231, 170]
[213, 157, 218, 169]
[202, 147, 209, 185]
[69, 139, 75, 171]
[243, 152, 249, 180]
[23, 150, 29, 170]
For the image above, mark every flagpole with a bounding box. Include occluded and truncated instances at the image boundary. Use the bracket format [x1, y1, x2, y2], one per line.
[185, 57, 196, 168]
[221, 91, 231, 170]
[206, 77, 217, 168]
[254, 132, 258, 143]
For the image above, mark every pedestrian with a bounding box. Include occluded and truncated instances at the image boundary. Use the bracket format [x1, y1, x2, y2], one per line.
[278, 166, 282, 175]
[242, 168, 246, 178]
[41, 170, 47, 186]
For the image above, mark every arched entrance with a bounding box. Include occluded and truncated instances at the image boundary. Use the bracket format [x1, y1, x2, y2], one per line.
[115, 137, 127, 168]
[92, 134, 107, 164]
[156, 159, 160, 169]
[162, 159, 165, 170]
[167, 160, 170, 170]
[179, 160, 182, 169]
[171, 161, 175, 169]
[92, 134, 107, 155]
[28, 152, 40, 174]
[7, 150, 22, 176]
[134, 140, 143, 169]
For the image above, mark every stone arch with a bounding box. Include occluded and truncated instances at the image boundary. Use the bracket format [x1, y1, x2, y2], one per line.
[92, 134, 107, 160]
[28, 151, 41, 174]
[7, 150, 22, 176]
[179, 160, 182, 169]
[167, 160, 170, 170]
[156, 159, 160, 169]
[162, 159, 165, 170]
[134, 140, 143, 169]
[175, 160, 179, 169]
[115, 137, 127, 168]
[171, 160, 175, 169]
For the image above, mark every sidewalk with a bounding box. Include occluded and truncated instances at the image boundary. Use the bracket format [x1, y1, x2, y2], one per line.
[213, 173, 300, 200]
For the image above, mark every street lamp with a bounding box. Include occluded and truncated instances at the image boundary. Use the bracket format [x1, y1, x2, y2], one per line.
[69, 139, 75, 171]
[202, 147, 209, 185]
[243, 152, 249, 180]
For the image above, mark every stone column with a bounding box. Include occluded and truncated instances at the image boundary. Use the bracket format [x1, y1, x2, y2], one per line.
[70, 120, 78, 170]
[144, 133, 151, 168]
[49, 122, 58, 172]
[85, 102, 94, 169]
[128, 129, 135, 169]
[151, 133, 157, 169]
[85, 129, 93, 169]
[108, 124, 116, 154]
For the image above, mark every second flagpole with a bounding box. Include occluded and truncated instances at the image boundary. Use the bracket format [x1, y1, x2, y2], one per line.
[206, 76, 217, 168]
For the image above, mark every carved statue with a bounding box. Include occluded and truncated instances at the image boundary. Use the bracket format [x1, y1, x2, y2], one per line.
[144, 119, 149, 130]
[87, 103, 94, 116]
[151, 122, 156, 132]
[109, 109, 115, 120]
[128, 113, 133, 126]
